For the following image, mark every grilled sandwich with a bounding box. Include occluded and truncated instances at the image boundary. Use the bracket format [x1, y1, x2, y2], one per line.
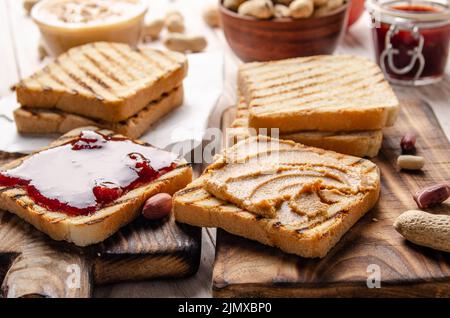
[174, 136, 380, 258]
[0, 127, 192, 246]
[14, 86, 183, 139]
[15, 42, 188, 122]
[228, 95, 383, 158]
[238, 55, 399, 133]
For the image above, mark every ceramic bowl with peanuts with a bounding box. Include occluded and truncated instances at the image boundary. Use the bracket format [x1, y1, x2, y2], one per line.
[219, 0, 350, 62]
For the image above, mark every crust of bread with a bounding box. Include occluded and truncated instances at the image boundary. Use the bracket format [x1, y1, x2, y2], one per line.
[14, 86, 184, 139]
[0, 127, 192, 246]
[238, 55, 399, 133]
[227, 95, 383, 158]
[227, 127, 383, 158]
[248, 108, 389, 133]
[173, 136, 380, 258]
[281, 131, 383, 158]
[16, 42, 188, 122]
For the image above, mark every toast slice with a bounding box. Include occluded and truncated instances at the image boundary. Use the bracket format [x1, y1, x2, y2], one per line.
[238, 55, 399, 133]
[173, 136, 380, 258]
[228, 95, 383, 157]
[14, 86, 184, 139]
[16, 42, 188, 122]
[0, 127, 192, 246]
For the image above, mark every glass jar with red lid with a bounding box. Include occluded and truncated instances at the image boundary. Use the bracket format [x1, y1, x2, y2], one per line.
[367, 0, 450, 85]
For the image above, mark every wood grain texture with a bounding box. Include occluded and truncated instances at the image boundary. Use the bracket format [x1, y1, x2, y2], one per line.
[94, 215, 201, 284]
[212, 100, 450, 297]
[0, 153, 201, 298]
[219, 1, 349, 62]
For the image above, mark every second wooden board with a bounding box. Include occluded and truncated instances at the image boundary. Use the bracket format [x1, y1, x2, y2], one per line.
[212, 100, 450, 297]
[0, 153, 201, 298]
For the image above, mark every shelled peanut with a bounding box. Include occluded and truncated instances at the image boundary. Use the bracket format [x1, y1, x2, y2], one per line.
[142, 193, 173, 220]
[397, 155, 425, 170]
[414, 183, 450, 209]
[223, 0, 345, 19]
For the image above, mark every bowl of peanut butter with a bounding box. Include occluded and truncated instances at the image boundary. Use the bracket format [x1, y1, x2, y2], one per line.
[32, 0, 148, 56]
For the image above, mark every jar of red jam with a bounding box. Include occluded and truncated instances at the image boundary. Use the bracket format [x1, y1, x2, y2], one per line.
[367, 0, 450, 85]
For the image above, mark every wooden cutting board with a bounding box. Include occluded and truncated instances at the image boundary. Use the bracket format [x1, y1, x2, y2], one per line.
[0, 153, 201, 298]
[212, 100, 450, 297]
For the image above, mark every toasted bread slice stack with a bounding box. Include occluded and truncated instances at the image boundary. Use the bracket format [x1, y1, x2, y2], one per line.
[14, 42, 188, 138]
[174, 136, 380, 258]
[0, 127, 192, 246]
[227, 95, 383, 157]
[239, 55, 399, 133]
[232, 55, 399, 157]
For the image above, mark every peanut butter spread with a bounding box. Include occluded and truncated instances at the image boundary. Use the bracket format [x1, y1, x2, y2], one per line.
[204, 136, 380, 219]
[35, 0, 143, 26]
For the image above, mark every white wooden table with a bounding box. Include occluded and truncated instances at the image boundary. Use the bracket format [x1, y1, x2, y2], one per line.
[1, 0, 449, 298]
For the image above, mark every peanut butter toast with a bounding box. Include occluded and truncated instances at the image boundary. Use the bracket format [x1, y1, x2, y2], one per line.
[173, 136, 380, 258]
[238, 55, 399, 133]
[0, 127, 192, 246]
[228, 95, 383, 158]
[14, 86, 184, 139]
[16, 42, 188, 122]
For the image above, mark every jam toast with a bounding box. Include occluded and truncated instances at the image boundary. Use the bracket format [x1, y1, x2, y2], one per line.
[0, 127, 192, 246]
[14, 86, 183, 139]
[15, 42, 187, 122]
[238, 55, 399, 133]
[227, 95, 383, 158]
[173, 136, 380, 258]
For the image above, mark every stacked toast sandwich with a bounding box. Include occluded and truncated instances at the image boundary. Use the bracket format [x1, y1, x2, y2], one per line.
[228, 55, 399, 157]
[174, 136, 380, 258]
[0, 127, 192, 246]
[13, 42, 188, 139]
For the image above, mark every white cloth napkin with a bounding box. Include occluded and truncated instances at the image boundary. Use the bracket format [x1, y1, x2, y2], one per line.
[0, 51, 224, 154]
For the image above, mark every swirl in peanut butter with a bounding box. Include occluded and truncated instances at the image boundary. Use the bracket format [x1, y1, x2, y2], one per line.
[204, 137, 379, 222]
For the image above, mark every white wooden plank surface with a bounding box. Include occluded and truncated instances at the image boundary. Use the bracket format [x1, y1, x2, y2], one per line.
[0, 0, 19, 97]
[5, 0, 44, 79]
[3, 0, 450, 298]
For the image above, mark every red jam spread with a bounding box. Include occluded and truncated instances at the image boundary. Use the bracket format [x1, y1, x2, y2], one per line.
[373, 4, 450, 82]
[0, 130, 177, 216]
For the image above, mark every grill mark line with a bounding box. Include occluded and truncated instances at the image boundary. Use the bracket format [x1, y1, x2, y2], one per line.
[83, 52, 125, 85]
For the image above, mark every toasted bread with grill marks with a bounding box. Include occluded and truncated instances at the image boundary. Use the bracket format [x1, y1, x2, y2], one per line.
[227, 95, 383, 158]
[238, 55, 399, 133]
[14, 86, 183, 139]
[173, 136, 380, 258]
[16, 42, 187, 122]
[0, 127, 192, 246]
